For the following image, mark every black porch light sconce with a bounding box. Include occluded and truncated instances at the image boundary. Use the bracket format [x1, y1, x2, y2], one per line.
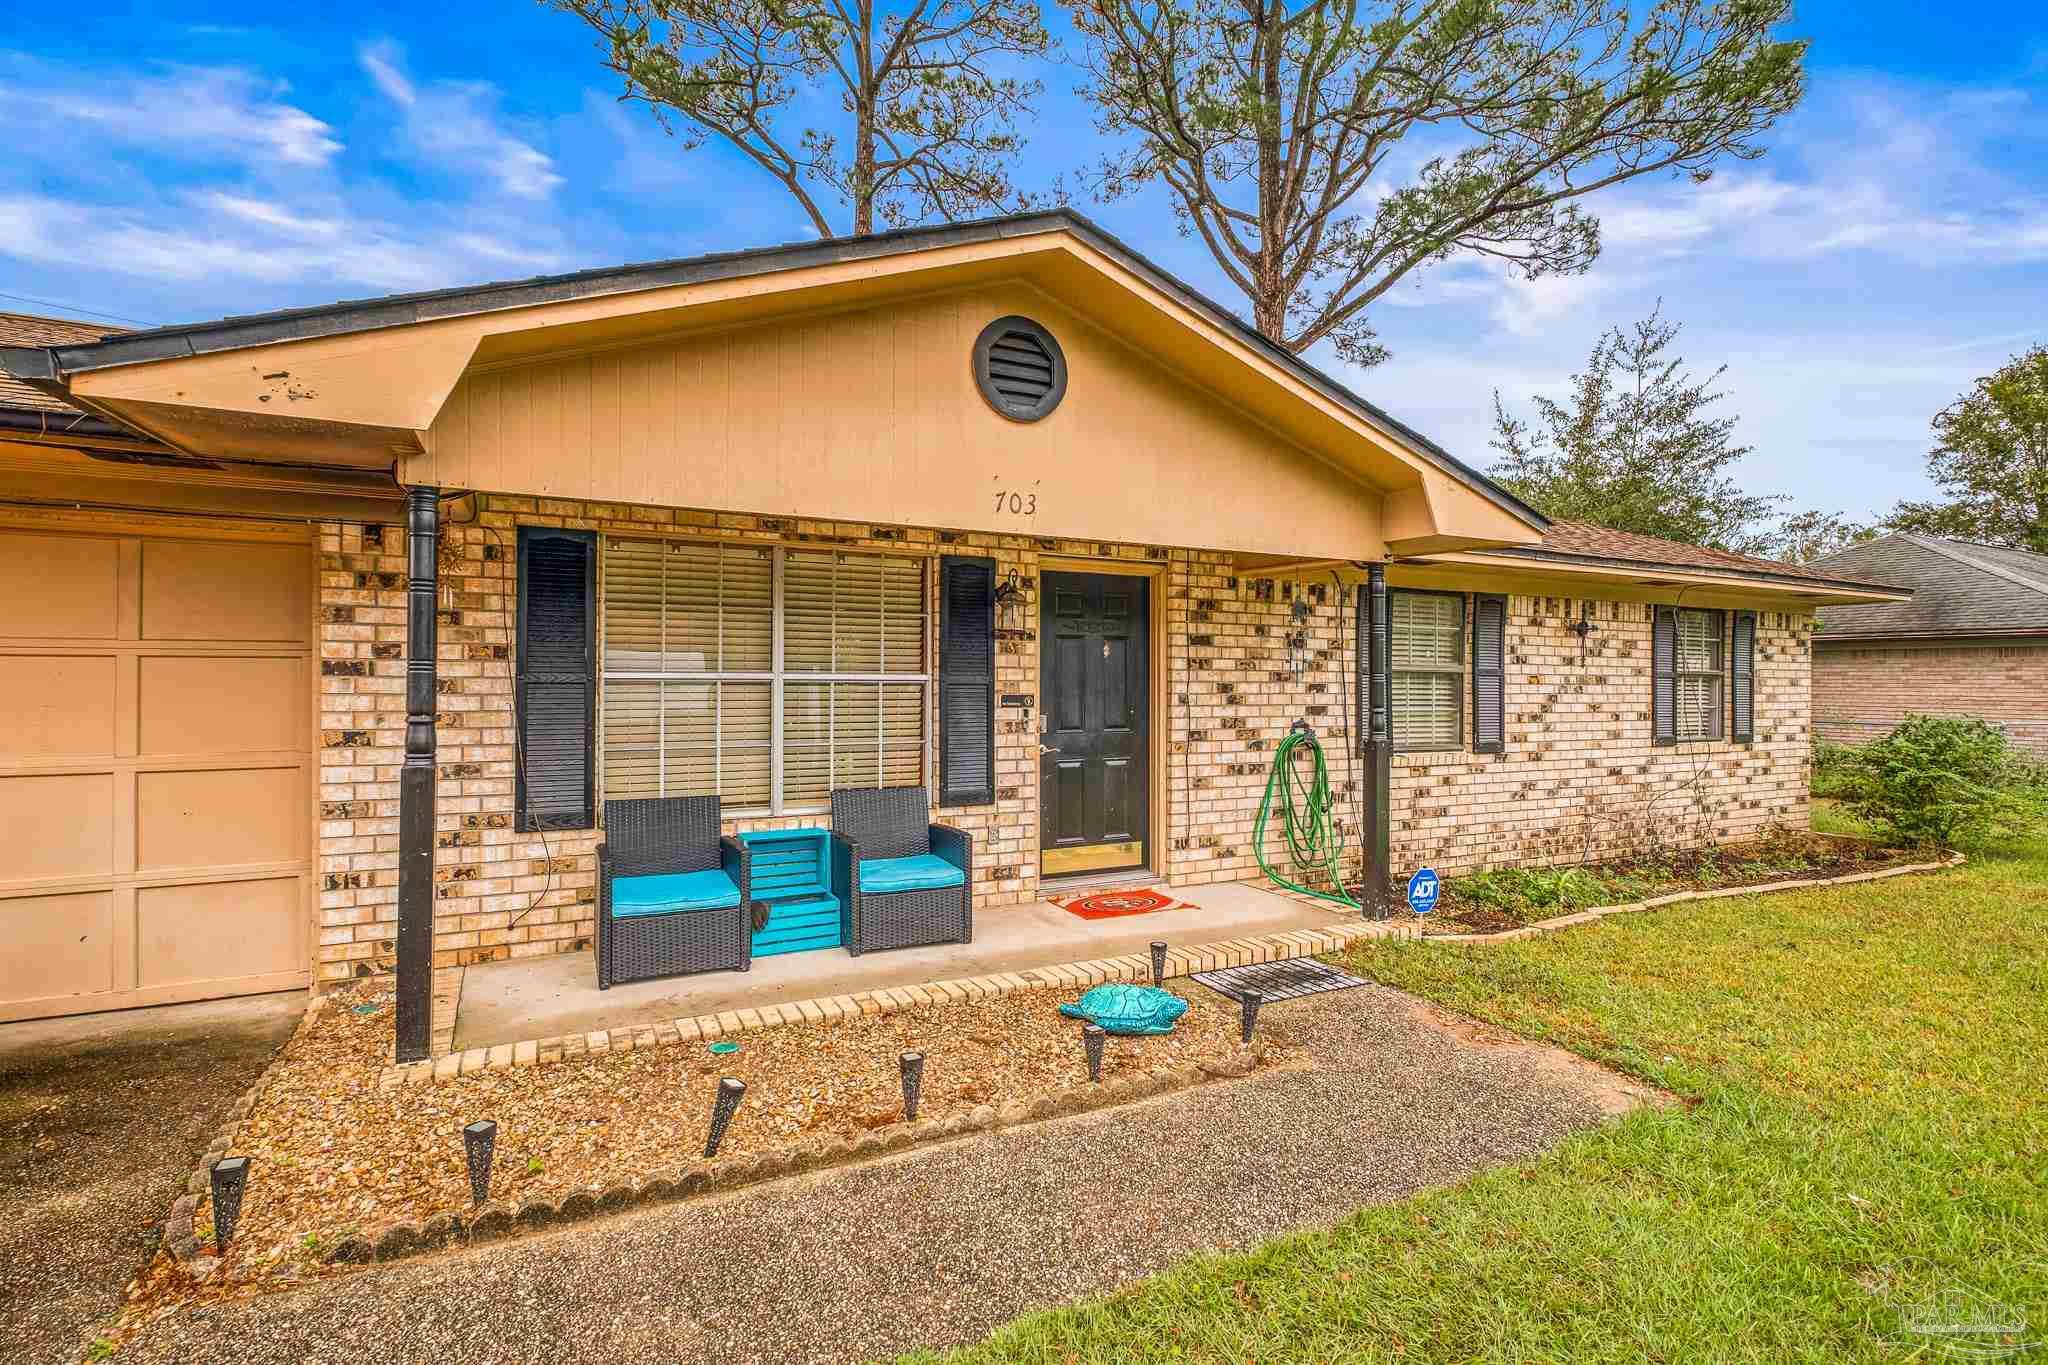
[1149, 940, 1168, 987]
[704, 1077, 746, 1158]
[1240, 990, 1263, 1044]
[1083, 1024, 1106, 1082]
[210, 1156, 250, 1257]
[1569, 607, 1600, 664]
[993, 570, 1030, 631]
[463, 1120, 498, 1206]
[899, 1051, 925, 1121]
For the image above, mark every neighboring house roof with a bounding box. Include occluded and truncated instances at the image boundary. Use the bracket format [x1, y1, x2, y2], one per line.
[1454, 518, 1907, 595]
[0, 312, 121, 417]
[1810, 534, 2048, 639]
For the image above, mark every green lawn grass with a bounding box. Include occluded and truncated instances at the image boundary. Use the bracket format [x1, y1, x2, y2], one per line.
[918, 829, 2048, 1363]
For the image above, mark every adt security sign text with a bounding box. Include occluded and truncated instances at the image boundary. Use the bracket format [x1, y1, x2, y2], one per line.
[1407, 867, 1441, 915]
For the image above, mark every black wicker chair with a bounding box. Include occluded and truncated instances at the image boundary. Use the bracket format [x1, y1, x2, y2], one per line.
[596, 796, 752, 988]
[829, 787, 973, 955]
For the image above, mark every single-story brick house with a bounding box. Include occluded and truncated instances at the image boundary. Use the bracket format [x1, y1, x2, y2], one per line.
[1810, 533, 2048, 755]
[0, 211, 1903, 1048]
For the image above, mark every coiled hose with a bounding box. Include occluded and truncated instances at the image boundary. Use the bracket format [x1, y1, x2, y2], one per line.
[1254, 723, 1361, 910]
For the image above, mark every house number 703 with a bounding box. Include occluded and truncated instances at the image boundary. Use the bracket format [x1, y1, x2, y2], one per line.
[993, 480, 1040, 516]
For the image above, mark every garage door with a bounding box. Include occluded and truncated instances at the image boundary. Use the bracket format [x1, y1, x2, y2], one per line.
[0, 523, 313, 1021]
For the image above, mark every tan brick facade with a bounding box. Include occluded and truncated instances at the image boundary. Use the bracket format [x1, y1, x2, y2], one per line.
[313, 496, 1813, 985]
[1391, 599, 1811, 876]
[1814, 637, 2048, 756]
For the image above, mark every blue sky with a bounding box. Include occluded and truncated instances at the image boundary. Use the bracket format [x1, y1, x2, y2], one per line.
[5, 2, 2046, 523]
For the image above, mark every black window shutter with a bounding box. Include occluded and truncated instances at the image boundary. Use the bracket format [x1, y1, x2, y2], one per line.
[1471, 594, 1507, 754]
[516, 528, 596, 831]
[1651, 605, 1677, 746]
[938, 555, 996, 806]
[1731, 610, 1756, 743]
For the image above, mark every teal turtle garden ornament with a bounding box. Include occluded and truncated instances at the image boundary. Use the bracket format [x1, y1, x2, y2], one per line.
[1058, 983, 1188, 1035]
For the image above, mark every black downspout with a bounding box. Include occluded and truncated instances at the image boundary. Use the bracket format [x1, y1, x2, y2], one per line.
[1361, 562, 1392, 918]
[395, 486, 440, 1064]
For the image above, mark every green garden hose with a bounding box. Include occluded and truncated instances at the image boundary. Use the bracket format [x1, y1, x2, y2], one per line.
[1254, 723, 1361, 910]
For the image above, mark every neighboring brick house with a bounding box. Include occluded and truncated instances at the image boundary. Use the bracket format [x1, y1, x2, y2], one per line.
[1809, 534, 2048, 755]
[0, 210, 1904, 1043]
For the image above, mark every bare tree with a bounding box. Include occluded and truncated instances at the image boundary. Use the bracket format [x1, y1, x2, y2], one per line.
[555, 0, 1050, 236]
[1062, 0, 1806, 361]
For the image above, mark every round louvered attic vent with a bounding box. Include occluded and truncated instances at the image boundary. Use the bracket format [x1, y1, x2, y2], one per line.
[973, 316, 1067, 422]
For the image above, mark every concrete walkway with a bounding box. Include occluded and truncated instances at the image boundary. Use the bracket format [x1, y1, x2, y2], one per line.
[116, 984, 1660, 1365]
[0, 992, 302, 1364]
[454, 878, 1343, 1050]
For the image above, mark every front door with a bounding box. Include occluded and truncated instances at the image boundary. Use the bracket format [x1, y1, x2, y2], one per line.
[1040, 571, 1149, 876]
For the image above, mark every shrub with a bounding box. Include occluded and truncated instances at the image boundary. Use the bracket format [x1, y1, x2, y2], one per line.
[1810, 740, 1860, 799]
[1838, 715, 2045, 847]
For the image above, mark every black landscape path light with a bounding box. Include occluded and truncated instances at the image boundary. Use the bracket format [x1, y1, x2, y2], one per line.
[463, 1120, 498, 1206]
[705, 1077, 746, 1157]
[899, 1051, 925, 1121]
[1084, 1024, 1106, 1083]
[1240, 989, 1263, 1044]
[1150, 940, 1168, 986]
[210, 1156, 250, 1257]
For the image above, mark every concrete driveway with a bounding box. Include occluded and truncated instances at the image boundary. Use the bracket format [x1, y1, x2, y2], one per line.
[0, 992, 301, 1364]
[106, 983, 1658, 1365]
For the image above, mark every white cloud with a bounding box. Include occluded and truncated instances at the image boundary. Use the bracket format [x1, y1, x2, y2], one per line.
[0, 192, 562, 293]
[359, 40, 564, 200]
[199, 193, 343, 239]
[0, 61, 339, 167]
[1577, 81, 2048, 271]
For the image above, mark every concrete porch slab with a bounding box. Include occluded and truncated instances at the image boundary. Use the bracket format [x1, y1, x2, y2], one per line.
[452, 879, 1351, 1052]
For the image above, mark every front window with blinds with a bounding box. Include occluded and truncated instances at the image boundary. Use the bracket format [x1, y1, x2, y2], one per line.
[1675, 608, 1724, 741]
[1390, 591, 1465, 750]
[600, 540, 928, 813]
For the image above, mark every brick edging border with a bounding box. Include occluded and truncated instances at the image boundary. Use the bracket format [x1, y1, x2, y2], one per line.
[161, 992, 331, 1265]
[1425, 851, 1967, 945]
[320, 1048, 1281, 1269]
[379, 917, 1416, 1089]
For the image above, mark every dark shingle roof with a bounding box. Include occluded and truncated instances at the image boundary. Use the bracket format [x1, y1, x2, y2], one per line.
[0, 312, 122, 416]
[1469, 519, 1905, 593]
[1811, 534, 2048, 638]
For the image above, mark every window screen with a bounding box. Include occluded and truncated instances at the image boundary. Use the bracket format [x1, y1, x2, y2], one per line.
[1390, 591, 1464, 750]
[600, 539, 928, 813]
[1674, 607, 1725, 742]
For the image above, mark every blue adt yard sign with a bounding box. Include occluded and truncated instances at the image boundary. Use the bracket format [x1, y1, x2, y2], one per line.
[1407, 867, 1441, 915]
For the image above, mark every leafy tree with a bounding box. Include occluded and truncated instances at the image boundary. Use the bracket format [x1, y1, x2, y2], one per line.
[1488, 307, 1787, 554]
[555, 0, 1050, 236]
[1887, 345, 2048, 554]
[1059, 0, 1806, 362]
[1773, 508, 1875, 564]
[1838, 714, 2043, 848]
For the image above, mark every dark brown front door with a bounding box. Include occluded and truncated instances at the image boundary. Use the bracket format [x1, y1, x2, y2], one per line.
[1040, 571, 1149, 876]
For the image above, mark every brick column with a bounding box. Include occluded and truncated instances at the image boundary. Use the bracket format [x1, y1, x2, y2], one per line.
[395, 485, 440, 1064]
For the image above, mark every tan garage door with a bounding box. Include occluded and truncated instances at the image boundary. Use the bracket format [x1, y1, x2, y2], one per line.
[0, 522, 313, 1021]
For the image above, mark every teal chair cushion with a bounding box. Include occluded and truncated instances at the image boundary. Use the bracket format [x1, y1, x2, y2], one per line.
[858, 853, 966, 894]
[611, 869, 742, 918]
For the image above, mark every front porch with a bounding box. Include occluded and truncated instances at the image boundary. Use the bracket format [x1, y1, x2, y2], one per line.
[431, 876, 1391, 1059]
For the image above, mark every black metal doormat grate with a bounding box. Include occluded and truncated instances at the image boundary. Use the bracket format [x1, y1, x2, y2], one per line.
[1191, 958, 1372, 1003]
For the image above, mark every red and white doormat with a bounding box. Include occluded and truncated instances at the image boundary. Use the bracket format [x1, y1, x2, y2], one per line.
[1049, 887, 1198, 921]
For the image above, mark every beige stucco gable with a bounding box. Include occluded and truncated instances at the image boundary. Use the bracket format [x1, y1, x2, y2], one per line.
[413, 282, 1386, 561]
[9, 216, 1547, 563]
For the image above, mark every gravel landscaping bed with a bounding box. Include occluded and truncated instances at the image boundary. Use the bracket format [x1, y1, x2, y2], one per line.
[168, 979, 1287, 1293]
